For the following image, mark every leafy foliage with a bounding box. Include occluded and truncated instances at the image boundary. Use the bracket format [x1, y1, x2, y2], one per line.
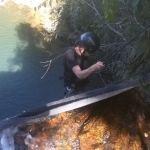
[37, 0, 150, 87]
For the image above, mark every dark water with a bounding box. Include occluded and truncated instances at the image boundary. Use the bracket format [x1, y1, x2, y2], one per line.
[0, 3, 64, 120]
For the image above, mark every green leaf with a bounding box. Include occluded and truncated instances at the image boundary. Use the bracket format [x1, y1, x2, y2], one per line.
[103, 0, 109, 18]
[112, 0, 117, 12]
[132, 0, 140, 8]
[111, 0, 117, 20]
[102, 0, 117, 21]
[108, 10, 114, 21]
[136, 0, 143, 12]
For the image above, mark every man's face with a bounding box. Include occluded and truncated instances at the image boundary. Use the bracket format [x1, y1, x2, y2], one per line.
[83, 50, 93, 57]
[79, 47, 94, 57]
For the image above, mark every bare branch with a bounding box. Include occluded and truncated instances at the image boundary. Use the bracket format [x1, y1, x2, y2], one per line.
[106, 23, 126, 41]
[41, 60, 52, 79]
[40, 52, 65, 79]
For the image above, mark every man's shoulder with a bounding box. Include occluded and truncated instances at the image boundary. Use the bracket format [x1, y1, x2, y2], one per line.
[65, 47, 76, 58]
[66, 47, 75, 54]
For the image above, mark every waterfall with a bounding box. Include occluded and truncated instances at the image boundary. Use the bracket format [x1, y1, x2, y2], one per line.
[0, 127, 18, 150]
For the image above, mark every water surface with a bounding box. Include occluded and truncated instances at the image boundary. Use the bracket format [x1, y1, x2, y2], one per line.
[0, 2, 63, 120]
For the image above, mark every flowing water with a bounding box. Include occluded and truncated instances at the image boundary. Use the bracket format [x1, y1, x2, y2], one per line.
[0, 2, 63, 121]
[0, 127, 18, 150]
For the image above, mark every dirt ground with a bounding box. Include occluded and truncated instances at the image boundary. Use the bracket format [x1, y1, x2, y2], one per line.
[15, 89, 150, 150]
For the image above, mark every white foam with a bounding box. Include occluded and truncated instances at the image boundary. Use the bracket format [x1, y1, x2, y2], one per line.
[0, 127, 18, 150]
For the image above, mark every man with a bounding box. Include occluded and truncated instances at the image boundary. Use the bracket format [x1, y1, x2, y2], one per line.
[63, 32, 105, 97]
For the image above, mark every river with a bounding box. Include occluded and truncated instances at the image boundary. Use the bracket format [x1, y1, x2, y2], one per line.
[0, 2, 64, 121]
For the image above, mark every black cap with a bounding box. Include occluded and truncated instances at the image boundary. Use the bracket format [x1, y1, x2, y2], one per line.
[80, 32, 100, 54]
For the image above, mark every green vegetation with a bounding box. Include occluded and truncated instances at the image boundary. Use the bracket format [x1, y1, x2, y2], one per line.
[38, 0, 150, 87]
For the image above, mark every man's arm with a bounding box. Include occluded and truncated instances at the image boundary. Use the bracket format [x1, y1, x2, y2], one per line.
[72, 61, 105, 80]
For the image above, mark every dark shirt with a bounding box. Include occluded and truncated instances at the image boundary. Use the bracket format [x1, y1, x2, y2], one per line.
[63, 48, 88, 88]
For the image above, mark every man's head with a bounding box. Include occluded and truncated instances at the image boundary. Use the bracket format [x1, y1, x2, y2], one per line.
[79, 32, 100, 56]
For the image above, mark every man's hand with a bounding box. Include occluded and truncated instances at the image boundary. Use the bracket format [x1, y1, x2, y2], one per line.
[91, 61, 105, 71]
[72, 61, 105, 80]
